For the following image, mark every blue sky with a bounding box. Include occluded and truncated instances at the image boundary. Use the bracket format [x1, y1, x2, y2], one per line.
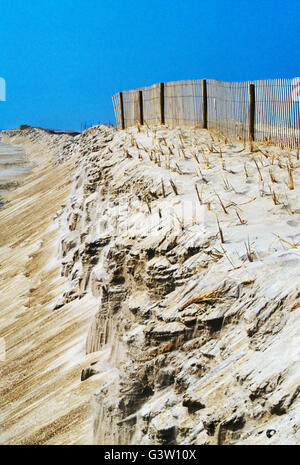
[0, 0, 299, 131]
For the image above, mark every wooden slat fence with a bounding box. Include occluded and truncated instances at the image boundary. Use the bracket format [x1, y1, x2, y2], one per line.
[112, 78, 300, 149]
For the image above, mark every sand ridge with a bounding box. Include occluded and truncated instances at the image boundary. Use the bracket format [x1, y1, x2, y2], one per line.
[1, 124, 300, 445]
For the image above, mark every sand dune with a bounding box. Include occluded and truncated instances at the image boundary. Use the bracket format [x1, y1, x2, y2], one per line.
[0, 125, 299, 445]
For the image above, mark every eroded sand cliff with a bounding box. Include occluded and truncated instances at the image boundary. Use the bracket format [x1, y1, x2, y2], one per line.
[0, 125, 300, 445]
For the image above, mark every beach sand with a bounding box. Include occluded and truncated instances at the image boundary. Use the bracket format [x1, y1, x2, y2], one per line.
[0, 125, 299, 445]
[0, 135, 96, 444]
[0, 141, 32, 201]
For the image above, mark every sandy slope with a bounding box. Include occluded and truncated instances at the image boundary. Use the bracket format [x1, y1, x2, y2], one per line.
[0, 125, 300, 445]
[0, 136, 97, 444]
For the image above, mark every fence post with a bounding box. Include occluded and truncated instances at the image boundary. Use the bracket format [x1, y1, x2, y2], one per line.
[249, 84, 255, 142]
[138, 90, 144, 126]
[202, 79, 207, 129]
[160, 82, 165, 125]
[119, 91, 125, 130]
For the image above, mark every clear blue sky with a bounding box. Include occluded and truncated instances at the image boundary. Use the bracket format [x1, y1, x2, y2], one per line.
[0, 0, 299, 131]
